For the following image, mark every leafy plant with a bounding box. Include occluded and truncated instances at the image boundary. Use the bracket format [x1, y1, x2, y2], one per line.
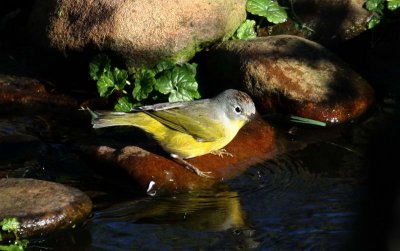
[0, 218, 28, 251]
[89, 55, 201, 112]
[246, 0, 288, 24]
[365, 0, 400, 28]
[232, 20, 258, 40]
[231, 0, 288, 40]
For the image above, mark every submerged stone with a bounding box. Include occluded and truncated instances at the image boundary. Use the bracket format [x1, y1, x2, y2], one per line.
[200, 35, 374, 125]
[29, 0, 246, 70]
[0, 74, 77, 111]
[0, 178, 92, 238]
[87, 116, 276, 193]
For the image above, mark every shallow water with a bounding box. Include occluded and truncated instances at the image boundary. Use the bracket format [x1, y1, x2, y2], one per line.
[1, 102, 398, 250]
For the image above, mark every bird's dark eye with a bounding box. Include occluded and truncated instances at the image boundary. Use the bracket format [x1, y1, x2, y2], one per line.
[234, 106, 242, 114]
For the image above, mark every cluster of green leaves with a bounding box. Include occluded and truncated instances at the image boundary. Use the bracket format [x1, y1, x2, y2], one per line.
[89, 55, 201, 111]
[246, 0, 288, 24]
[365, 0, 400, 28]
[0, 218, 28, 251]
[232, 0, 287, 40]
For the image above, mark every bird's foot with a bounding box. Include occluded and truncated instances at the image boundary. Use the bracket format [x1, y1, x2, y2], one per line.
[211, 149, 233, 158]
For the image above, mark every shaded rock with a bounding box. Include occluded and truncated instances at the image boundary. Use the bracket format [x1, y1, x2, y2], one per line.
[261, 0, 370, 46]
[199, 35, 374, 125]
[29, 0, 246, 70]
[0, 178, 92, 238]
[0, 74, 78, 111]
[86, 116, 276, 193]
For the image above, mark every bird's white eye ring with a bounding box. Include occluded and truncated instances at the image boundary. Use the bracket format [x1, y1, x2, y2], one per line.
[234, 106, 242, 114]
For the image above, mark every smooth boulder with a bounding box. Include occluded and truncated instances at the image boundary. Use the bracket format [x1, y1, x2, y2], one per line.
[200, 35, 374, 124]
[262, 0, 370, 45]
[0, 178, 92, 238]
[86, 116, 276, 194]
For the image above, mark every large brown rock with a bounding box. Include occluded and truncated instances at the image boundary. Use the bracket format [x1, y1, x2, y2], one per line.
[0, 178, 92, 238]
[29, 0, 246, 70]
[86, 115, 276, 194]
[262, 0, 370, 45]
[200, 35, 374, 125]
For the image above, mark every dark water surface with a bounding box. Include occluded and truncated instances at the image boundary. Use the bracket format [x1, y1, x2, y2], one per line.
[1, 102, 398, 250]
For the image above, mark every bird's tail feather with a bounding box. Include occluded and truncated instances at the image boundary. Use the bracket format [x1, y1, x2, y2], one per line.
[83, 107, 147, 129]
[91, 111, 137, 129]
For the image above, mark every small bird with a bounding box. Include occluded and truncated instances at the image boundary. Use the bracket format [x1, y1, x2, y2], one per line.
[89, 89, 256, 178]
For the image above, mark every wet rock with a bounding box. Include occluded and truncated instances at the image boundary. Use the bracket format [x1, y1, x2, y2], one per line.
[29, 0, 246, 70]
[0, 178, 92, 238]
[262, 0, 370, 46]
[200, 35, 374, 125]
[86, 116, 276, 193]
[0, 74, 78, 111]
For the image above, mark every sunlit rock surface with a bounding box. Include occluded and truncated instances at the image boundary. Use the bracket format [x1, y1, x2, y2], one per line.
[29, 0, 246, 69]
[262, 0, 370, 45]
[0, 178, 92, 238]
[200, 35, 374, 125]
[87, 116, 276, 193]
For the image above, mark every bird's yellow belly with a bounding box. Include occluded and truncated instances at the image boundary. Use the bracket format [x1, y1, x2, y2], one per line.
[158, 120, 244, 159]
[160, 132, 228, 158]
[122, 112, 245, 159]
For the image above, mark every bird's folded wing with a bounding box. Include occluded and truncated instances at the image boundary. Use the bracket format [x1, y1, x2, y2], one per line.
[145, 107, 225, 142]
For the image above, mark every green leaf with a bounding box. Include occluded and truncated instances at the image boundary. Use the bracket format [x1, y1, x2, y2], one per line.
[89, 54, 111, 81]
[154, 60, 176, 74]
[233, 20, 257, 40]
[365, 0, 385, 12]
[111, 67, 129, 90]
[1, 218, 19, 233]
[132, 69, 156, 101]
[97, 73, 115, 97]
[0, 219, 28, 251]
[155, 63, 200, 102]
[388, 0, 400, 10]
[114, 97, 134, 112]
[170, 79, 201, 102]
[0, 244, 23, 251]
[367, 15, 381, 29]
[0, 240, 28, 251]
[246, 0, 288, 24]
[290, 115, 326, 127]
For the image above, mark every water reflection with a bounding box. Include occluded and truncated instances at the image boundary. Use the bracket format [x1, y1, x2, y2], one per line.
[94, 191, 245, 231]
[89, 190, 260, 250]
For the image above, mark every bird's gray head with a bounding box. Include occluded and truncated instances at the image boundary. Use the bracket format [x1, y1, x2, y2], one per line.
[214, 89, 256, 122]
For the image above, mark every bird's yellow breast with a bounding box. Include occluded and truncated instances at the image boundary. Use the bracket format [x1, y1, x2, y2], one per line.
[160, 120, 245, 159]
[100, 112, 246, 159]
[136, 113, 245, 159]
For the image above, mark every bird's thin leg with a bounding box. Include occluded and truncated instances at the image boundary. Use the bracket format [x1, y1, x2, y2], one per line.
[171, 154, 214, 178]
